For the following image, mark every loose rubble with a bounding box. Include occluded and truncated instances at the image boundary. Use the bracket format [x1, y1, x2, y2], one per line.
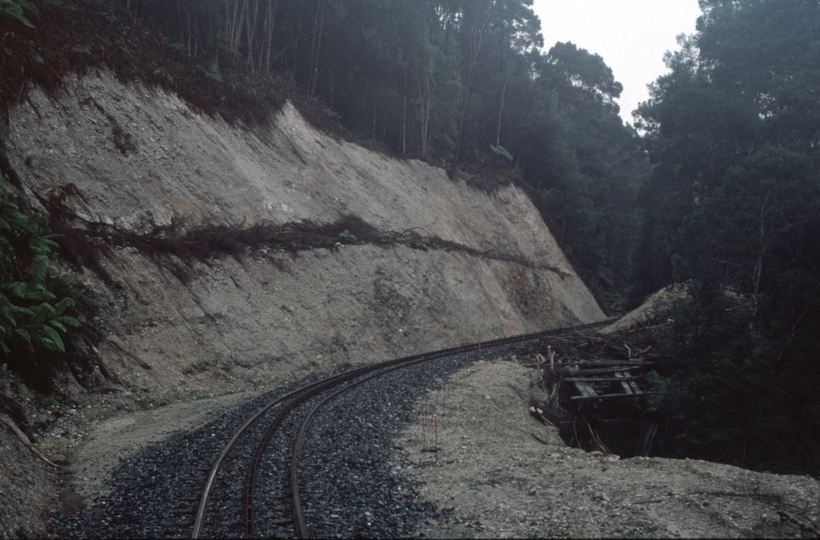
[397, 358, 820, 538]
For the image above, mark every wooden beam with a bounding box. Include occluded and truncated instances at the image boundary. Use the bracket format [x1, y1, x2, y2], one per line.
[615, 371, 644, 395]
[614, 371, 634, 394]
[566, 366, 650, 376]
[564, 376, 643, 383]
[573, 381, 598, 397]
[560, 359, 654, 367]
[570, 392, 667, 401]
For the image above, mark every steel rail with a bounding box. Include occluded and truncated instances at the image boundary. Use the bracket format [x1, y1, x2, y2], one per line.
[289, 347, 473, 537]
[191, 316, 617, 539]
[288, 316, 619, 538]
[191, 361, 401, 538]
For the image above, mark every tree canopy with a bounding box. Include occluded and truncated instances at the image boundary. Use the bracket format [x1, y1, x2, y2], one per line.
[634, 0, 820, 473]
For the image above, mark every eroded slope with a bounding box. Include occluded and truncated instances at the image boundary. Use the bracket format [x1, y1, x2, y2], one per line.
[7, 71, 604, 404]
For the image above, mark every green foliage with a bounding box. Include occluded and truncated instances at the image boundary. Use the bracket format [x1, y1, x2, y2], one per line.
[546, 41, 623, 113]
[338, 229, 358, 243]
[0, 173, 91, 389]
[489, 144, 512, 161]
[198, 62, 224, 83]
[652, 282, 820, 473]
[633, 1, 820, 474]
[520, 44, 649, 308]
[0, 0, 38, 29]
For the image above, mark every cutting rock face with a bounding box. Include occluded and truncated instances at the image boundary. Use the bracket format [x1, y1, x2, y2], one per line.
[6, 71, 604, 403]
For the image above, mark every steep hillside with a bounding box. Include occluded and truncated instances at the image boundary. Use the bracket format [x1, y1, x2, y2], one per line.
[5, 70, 604, 405]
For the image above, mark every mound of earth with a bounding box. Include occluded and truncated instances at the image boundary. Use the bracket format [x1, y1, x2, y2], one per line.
[397, 358, 820, 538]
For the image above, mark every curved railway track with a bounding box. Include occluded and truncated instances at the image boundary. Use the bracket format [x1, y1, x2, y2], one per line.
[190, 317, 616, 539]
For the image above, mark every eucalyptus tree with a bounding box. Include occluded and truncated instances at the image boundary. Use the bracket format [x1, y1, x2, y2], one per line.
[513, 43, 648, 307]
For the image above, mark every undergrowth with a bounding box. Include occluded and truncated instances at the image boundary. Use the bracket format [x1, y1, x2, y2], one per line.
[0, 174, 100, 392]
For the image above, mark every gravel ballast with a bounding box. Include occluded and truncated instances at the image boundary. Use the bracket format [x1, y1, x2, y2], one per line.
[46, 347, 820, 539]
[47, 346, 505, 538]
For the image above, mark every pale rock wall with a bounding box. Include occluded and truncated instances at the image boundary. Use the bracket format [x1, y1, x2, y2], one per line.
[7, 71, 604, 402]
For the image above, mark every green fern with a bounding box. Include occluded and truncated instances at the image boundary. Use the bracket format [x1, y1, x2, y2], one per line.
[56, 315, 81, 328]
[0, 0, 37, 29]
[40, 325, 64, 353]
[199, 62, 224, 83]
[0, 168, 92, 386]
[12, 327, 31, 345]
[29, 254, 48, 284]
[489, 144, 513, 161]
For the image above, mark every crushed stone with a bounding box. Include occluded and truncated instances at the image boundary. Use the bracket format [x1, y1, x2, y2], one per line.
[396, 358, 820, 538]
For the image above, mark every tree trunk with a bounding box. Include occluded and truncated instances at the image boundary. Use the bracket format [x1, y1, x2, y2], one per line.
[496, 79, 507, 147]
[402, 68, 408, 156]
[455, 1, 491, 161]
[260, 0, 276, 74]
[308, 0, 325, 97]
[246, 0, 260, 72]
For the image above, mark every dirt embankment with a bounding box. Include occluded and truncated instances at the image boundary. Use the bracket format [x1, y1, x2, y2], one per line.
[1, 70, 605, 536]
[398, 359, 820, 539]
[7, 71, 604, 406]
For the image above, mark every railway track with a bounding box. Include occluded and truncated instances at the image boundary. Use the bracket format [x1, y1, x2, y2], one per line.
[189, 317, 616, 539]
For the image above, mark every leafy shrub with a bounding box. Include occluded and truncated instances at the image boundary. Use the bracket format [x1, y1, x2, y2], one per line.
[0, 175, 94, 390]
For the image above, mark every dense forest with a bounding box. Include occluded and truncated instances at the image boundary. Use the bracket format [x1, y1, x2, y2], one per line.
[634, 0, 820, 474]
[1, 0, 819, 475]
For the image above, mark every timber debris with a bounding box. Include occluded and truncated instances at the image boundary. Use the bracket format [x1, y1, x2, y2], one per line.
[522, 322, 683, 458]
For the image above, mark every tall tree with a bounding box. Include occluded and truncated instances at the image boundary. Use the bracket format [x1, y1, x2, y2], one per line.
[634, 0, 820, 473]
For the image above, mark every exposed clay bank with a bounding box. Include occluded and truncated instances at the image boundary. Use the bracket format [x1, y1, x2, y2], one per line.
[7, 70, 604, 405]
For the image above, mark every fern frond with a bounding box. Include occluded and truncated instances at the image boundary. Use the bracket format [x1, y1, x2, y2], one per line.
[41, 326, 65, 353]
[3, 208, 29, 231]
[52, 297, 75, 314]
[9, 304, 32, 317]
[0, 0, 38, 29]
[490, 144, 514, 161]
[20, 286, 56, 302]
[56, 315, 81, 328]
[29, 254, 48, 284]
[5, 281, 27, 299]
[31, 302, 57, 323]
[13, 327, 31, 343]
[48, 320, 67, 333]
[0, 175, 26, 201]
[29, 238, 55, 256]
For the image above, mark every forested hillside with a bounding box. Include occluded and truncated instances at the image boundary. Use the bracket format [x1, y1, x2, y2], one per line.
[1, 0, 819, 476]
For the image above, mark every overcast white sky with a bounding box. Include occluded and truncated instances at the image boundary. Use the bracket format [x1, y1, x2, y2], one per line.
[531, 0, 702, 124]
